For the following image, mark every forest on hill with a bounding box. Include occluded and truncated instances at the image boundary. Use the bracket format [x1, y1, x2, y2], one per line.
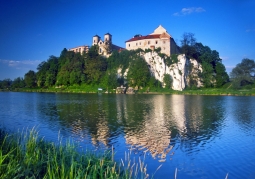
[1, 33, 254, 92]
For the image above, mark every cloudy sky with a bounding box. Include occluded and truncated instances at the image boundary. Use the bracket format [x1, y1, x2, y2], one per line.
[0, 0, 254, 80]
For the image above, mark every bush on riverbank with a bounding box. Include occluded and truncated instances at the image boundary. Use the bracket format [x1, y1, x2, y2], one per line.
[0, 128, 149, 179]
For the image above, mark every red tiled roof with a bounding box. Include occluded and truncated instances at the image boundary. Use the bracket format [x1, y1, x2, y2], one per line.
[112, 44, 125, 51]
[125, 34, 161, 42]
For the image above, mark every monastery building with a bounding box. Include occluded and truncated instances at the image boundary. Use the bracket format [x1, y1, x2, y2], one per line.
[125, 25, 179, 56]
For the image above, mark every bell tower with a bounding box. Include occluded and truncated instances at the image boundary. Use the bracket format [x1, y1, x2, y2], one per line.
[92, 35, 100, 45]
[104, 33, 112, 43]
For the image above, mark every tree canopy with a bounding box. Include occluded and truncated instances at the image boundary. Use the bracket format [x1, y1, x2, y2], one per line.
[230, 58, 255, 88]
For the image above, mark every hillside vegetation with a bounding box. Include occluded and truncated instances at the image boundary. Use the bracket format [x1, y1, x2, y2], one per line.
[1, 33, 254, 94]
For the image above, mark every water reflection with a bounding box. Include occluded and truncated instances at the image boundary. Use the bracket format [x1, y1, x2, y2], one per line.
[1, 92, 255, 178]
[34, 94, 227, 157]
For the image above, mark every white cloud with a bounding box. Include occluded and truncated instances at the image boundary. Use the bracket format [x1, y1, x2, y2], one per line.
[220, 56, 229, 61]
[246, 28, 255, 32]
[0, 59, 43, 80]
[173, 7, 205, 16]
[0, 59, 42, 70]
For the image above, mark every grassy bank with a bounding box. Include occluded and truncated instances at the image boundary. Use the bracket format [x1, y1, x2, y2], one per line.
[0, 128, 150, 179]
[7, 83, 255, 96]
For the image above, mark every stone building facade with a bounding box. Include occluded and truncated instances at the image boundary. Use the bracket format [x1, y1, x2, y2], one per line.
[68, 33, 124, 57]
[68, 45, 89, 54]
[125, 25, 179, 56]
[92, 33, 124, 57]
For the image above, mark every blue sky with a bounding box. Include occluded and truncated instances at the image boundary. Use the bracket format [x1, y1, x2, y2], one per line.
[0, 0, 255, 80]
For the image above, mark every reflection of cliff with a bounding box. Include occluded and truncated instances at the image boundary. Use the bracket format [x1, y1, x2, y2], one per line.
[122, 95, 223, 159]
[124, 95, 173, 162]
[90, 119, 110, 146]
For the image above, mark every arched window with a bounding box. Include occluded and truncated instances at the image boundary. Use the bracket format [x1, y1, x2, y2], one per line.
[155, 41, 158, 44]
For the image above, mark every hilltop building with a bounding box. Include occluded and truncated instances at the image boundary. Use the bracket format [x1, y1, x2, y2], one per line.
[92, 33, 124, 57]
[68, 45, 89, 54]
[125, 25, 179, 56]
[68, 33, 124, 57]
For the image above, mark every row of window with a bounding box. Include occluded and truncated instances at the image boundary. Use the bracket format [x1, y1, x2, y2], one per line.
[128, 40, 166, 47]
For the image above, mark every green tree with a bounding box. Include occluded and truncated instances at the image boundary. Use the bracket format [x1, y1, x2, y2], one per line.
[180, 32, 197, 58]
[201, 61, 214, 87]
[24, 70, 37, 88]
[12, 77, 25, 89]
[1, 78, 12, 89]
[230, 58, 255, 88]
[163, 74, 172, 89]
[215, 62, 229, 87]
[84, 56, 107, 84]
[101, 71, 118, 89]
[127, 56, 150, 88]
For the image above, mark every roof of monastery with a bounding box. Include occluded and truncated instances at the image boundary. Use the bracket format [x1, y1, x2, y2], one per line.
[125, 25, 171, 43]
[112, 44, 125, 52]
[125, 34, 161, 42]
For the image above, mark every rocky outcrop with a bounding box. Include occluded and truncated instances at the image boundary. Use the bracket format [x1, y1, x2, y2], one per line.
[144, 52, 203, 91]
[117, 51, 203, 91]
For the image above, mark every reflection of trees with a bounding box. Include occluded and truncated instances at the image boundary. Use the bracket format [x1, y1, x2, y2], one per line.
[230, 97, 255, 132]
[37, 93, 122, 148]
[36, 93, 227, 157]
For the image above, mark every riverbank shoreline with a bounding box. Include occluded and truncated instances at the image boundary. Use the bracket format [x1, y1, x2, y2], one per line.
[2, 88, 255, 96]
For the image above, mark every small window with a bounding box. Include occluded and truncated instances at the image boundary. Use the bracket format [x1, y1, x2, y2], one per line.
[129, 44, 130, 47]
[100, 48, 102, 53]
[148, 41, 150, 45]
[136, 43, 138, 46]
[100, 42, 102, 45]
[163, 41, 165, 44]
[94, 40, 95, 43]
[139, 42, 141, 45]
[155, 41, 158, 44]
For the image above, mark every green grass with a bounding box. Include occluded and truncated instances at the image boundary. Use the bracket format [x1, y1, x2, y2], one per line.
[8, 82, 255, 96]
[0, 128, 151, 179]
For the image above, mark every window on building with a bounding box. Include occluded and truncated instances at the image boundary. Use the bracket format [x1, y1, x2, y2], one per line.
[148, 41, 150, 45]
[139, 42, 141, 45]
[129, 44, 130, 47]
[155, 41, 158, 44]
[100, 48, 102, 53]
[136, 43, 138, 46]
[163, 41, 165, 44]
[94, 40, 95, 43]
[100, 42, 102, 44]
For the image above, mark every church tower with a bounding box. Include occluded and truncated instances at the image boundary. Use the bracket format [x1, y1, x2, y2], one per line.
[104, 33, 112, 43]
[92, 35, 100, 45]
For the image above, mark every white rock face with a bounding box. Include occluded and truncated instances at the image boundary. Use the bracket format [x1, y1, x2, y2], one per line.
[117, 52, 203, 91]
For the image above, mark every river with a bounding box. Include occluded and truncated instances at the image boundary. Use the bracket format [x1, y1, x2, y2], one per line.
[0, 92, 255, 178]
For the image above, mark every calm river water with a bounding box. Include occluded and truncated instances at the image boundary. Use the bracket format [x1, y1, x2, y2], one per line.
[0, 92, 255, 178]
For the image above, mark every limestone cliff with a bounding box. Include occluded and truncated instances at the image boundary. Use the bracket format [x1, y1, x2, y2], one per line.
[144, 52, 203, 91]
[117, 52, 203, 91]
